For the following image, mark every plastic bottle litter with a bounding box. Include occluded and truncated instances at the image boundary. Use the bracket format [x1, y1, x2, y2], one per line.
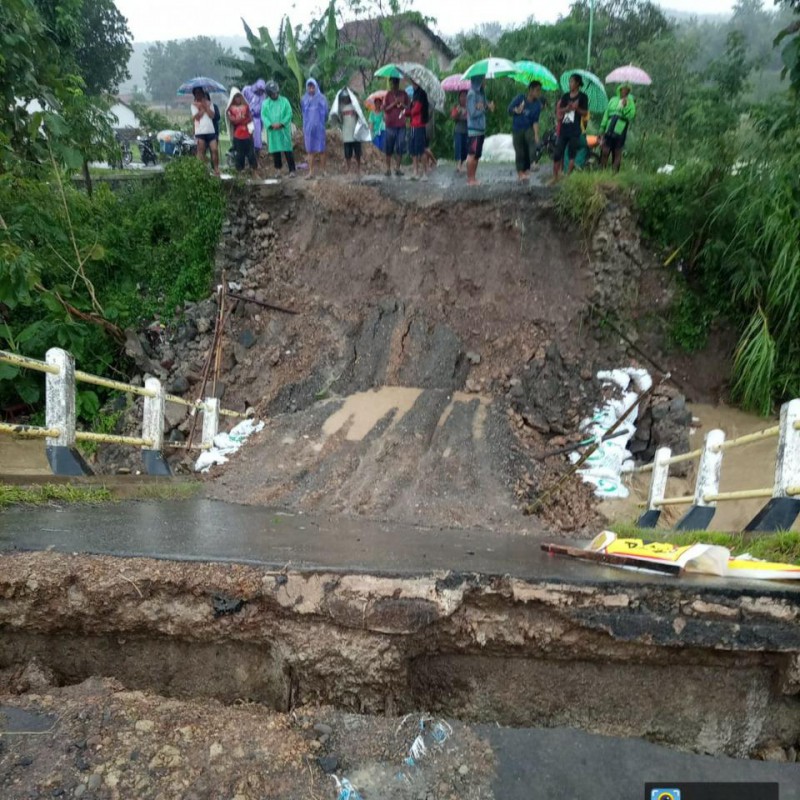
[332, 777, 363, 800]
[395, 717, 453, 784]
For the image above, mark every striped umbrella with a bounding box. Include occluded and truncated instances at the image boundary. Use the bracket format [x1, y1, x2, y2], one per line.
[461, 57, 517, 80]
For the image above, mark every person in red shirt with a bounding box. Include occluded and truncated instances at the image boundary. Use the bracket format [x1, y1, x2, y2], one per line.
[382, 77, 410, 177]
[408, 82, 430, 180]
[225, 88, 257, 172]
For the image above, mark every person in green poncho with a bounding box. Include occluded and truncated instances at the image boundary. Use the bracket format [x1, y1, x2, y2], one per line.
[600, 83, 636, 173]
[261, 81, 296, 177]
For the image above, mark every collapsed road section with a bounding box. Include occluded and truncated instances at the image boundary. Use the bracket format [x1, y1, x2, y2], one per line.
[0, 510, 798, 761]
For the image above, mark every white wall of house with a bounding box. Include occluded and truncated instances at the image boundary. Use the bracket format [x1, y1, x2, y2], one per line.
[109, 103, 140, 130]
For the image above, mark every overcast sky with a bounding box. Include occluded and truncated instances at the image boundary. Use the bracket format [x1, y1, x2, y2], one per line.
[115, 0, 736, 42]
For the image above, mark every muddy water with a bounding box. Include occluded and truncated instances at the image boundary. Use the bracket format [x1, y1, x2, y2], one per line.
[322, 386, 493, 443]
[686, 403, 794, 532]
[322, 387, 423, 441]
[0, 439, 50, 476]
[614, 403, 798, 532]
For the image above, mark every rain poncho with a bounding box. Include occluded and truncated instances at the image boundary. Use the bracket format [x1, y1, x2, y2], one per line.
[261, 86, 294, 154]
[225, 87, 252, 141]
[300, 79, 329, 154]
[329, 89, 372, 143]
[600, 84, 636, 137]
[467, 76, 487, 135]
[248, 79, 267, 149]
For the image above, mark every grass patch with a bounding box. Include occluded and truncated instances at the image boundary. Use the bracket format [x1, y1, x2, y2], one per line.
[0, 484, 113, 508]
[610, 523, 800, 565]
[123, 482, 202, 502]
[0, 480, 202, 509]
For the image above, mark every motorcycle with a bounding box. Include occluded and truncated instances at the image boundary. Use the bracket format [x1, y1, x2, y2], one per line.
[137, 133, 159, 167]
[535, 129, 601, 170]
[110, 133, 133, 169]
[170, 132, 197, 159]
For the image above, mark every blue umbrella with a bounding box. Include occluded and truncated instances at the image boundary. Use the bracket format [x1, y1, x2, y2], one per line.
[177, 77, 227, 96]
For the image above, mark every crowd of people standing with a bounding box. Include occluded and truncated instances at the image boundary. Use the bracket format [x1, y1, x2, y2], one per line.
[191, 71, 637, 183]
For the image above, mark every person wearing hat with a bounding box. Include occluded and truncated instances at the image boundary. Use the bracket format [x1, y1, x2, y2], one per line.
[600, 83, 636, 173]
[552, 73, 589, 181]
[261, 81, 296, 177]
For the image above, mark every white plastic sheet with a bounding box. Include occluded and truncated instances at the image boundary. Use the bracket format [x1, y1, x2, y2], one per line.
[481, 134, 515, 163]
[194, 418, 264, 473]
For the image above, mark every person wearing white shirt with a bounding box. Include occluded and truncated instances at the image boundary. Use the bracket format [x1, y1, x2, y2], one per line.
[191, 86, 220, 176]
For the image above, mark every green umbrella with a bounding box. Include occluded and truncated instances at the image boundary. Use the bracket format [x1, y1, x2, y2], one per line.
[512, 61, 558, 91]
[461, 57, 517, 80]
[375, 64, 404, 79]
[559, 69, 608, 114]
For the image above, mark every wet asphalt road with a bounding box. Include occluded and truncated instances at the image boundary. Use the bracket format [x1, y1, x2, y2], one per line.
[1, 499, 799, 599]
[482, 725, 799, 800]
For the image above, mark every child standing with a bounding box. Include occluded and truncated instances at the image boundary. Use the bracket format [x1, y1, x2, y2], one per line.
[369, 96, 386, 154]
[451, 90, 468, 173]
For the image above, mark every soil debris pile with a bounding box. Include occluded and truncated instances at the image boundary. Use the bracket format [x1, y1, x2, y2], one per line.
[93, 180, 685, 532]
[0, 676, 495, 800]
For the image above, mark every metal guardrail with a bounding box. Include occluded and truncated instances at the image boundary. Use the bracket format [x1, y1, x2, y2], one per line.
[633, 398, 800, 532]
[0, 348, 247, 477]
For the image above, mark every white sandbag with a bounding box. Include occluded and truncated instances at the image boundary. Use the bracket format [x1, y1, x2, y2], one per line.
[575, 367, 652, 499]
[194, 420, 265, 473]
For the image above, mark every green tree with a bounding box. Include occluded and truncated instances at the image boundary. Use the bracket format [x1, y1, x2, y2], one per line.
[299, 1, 366, 94]
[776, 0, 800, 91]
[32, 0, 132, 95]
[144, 37, 234, 104]
[74, 0, 133, 94]
[219, 20, 304, 110]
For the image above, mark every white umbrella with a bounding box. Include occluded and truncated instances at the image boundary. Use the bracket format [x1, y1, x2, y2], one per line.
[397, 62, 446, 112]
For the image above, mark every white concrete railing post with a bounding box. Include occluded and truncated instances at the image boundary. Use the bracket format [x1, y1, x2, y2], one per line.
[646, 446, 672, 511]
[142, 377, 165, 452]
[693, 428, 726, 506]
[44, 347, 90, 475]
[202, 397, 220, 449]
[774, 399, 800, 498]
[141, 376, 171, 476]
[45, 347, 76, 449]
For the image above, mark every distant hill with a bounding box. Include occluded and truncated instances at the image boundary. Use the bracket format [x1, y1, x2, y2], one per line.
[119, 36, 248, 95]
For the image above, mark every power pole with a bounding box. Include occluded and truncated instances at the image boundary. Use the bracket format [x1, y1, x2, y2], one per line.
[587, 0, 595, 69]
